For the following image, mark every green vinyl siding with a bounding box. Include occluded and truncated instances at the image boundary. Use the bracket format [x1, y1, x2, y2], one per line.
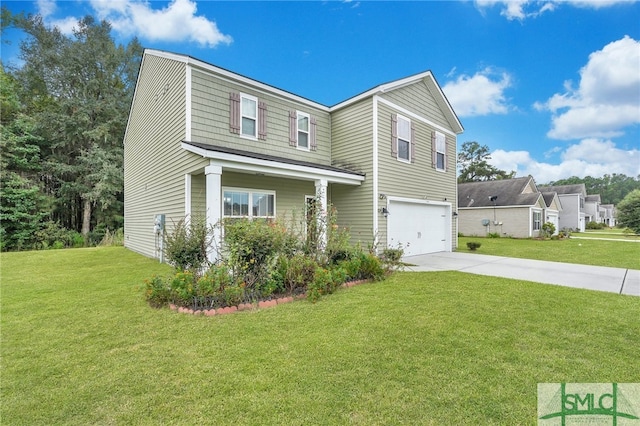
[381, 81, 451, 130]
[376, 91, 458, 250]
[190, 68, 332, 166]
[124, 54, 209, 258]
[330, 98, 375, 245]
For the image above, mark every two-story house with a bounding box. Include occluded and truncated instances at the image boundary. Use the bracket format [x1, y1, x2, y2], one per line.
[537, 183, 587, 232]
[123, 49, 463, 260]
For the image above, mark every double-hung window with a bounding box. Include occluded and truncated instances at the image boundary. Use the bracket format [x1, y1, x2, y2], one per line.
[240, 94, 257, 138]
[533, 211, 542, 231]
[297, 112, 310, 150]
[223, 188, 275, 220]
[289, 111, 317, 151]
[396, 115, 411, 162]
[434, 131, 446, 171]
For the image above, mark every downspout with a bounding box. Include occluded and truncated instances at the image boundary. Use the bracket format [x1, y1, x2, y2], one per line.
[372, 95, 379, 251]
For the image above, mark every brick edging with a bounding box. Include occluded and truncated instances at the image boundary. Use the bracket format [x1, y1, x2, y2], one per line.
[168, 279, 371, 316]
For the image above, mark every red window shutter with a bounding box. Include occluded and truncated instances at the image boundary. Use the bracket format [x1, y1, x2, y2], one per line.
[289, 110, 297, 146]
[391, 113, 398, 158]
[229, 92, 240, 134]
[410, 122, 416, 164]
[258, 101, 267, 140]
[310, 116, 317, 151]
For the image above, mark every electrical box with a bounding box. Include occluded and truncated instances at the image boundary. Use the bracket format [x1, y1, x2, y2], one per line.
[481, 219, 490, 226]
[154, 214, 165, 234]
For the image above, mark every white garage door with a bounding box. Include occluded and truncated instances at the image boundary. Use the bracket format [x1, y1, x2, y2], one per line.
[387, 200, 450, 256]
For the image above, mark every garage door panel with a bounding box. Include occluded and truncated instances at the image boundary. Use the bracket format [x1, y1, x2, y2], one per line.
[388, 200, 449, 255]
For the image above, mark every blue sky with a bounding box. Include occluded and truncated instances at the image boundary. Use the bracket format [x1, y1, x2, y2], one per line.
[2, 0, 639, 183]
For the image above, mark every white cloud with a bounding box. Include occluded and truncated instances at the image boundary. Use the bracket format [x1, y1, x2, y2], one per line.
[37, 0, 80, 33]
[475, 0, 635, 20]
[475, 0, 555, 20]
[537, 36, 640, 140]
[488, 139, 640, 183]
[38, 0, 232, 47]
[443, 68, 513, 117]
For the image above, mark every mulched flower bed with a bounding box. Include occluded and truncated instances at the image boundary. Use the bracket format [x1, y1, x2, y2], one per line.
[169, 279, 370, 316]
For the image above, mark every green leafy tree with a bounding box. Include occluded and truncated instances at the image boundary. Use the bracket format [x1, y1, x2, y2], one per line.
[616, 189, 640, 234]
[0, 65, 51, 250]
[8, 13, 142, 238]
[547, 174, 640, 205]
[457, 141, 515, 183]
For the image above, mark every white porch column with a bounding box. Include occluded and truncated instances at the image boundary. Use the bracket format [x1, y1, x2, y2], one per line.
[205, 164, 222, 263]
[315, 178, 328, 251]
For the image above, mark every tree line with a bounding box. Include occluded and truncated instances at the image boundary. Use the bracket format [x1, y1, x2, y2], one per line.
[1, 10, 142, 250]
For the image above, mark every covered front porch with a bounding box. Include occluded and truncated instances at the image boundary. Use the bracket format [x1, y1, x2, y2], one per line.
[181, 141, 365, 261]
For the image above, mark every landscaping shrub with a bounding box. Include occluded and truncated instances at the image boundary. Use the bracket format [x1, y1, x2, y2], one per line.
[541, 222, 556, 238]
[143, 207, 396, 309]
[144, 275, 170, 308]
[224, 219, 293, 291]
[164, 217, 212, 277]
[467, 241, 481, 251]
[586, 221, 606, 230]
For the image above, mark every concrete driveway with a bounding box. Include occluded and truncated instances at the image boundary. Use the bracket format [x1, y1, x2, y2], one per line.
[403, 251, 640, 296]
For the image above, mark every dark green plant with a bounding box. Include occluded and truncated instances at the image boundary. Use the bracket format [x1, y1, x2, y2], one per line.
[487, 232, 500, 238]
[164, 216, 212, 277]
[169, 271, 196, 305]
[541, 222, 556, 238]
[467, 241, 482, 251]
[616, 189, 640, 234]
[144, 275, 170, 308]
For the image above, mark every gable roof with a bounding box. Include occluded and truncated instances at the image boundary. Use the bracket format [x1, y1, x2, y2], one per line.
[458, 176, 543, 208]
[142, 49, 463, 134]
[538, 183, 587, 196]
[585, 194, 601, 202]
[331, 70, 463, 134]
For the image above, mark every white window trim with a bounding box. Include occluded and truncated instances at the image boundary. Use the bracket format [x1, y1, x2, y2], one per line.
[296, 111, 311, 151]
[396, 114, 411, 164]
[222, 187, 276, 219]
[240, 92, 258, 140]
[533, 210, 542, 231]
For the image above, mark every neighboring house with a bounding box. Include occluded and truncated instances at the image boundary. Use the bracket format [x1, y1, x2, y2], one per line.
[541, 191, 563, 235]
[600, 204, 616, 227]
[123, 49, 464, 261]
[457, 176, 551, 238]
[538, 184, 587, 232]
[584, 194, 602, 224]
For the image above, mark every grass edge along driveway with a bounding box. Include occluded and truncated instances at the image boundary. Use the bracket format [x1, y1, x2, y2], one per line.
[2, 247, 639, 425]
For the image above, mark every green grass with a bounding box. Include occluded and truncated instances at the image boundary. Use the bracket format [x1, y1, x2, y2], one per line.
[459, 235, 640, 269]
[2, 247, 639, 425]
[582, 228, 640, 240]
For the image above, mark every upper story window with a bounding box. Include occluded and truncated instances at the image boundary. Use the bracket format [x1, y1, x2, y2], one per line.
[433, 131, 447, 171]
[397, 115, 411, 162]
[391, 113, 414, 163]
[241, 94, 257, 138]
[289, 110, 317, 151]
[297, 112, 310, 150]
[229, 92, 267, 140]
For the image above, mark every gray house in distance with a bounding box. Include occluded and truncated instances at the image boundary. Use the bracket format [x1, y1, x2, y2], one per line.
[457, 176, 560, 238]
[538, 184, 587, 232]
[123, 49, 464, 261]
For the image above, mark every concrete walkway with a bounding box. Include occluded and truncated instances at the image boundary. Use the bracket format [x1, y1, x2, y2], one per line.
[403, 251, 640, 296]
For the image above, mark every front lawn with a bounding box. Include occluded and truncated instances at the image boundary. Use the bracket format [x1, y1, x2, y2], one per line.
[2, 247, 639, 424]
[459, 235, 640, 269]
